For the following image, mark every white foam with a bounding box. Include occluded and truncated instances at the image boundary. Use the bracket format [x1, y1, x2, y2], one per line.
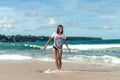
[24, 44, 43, 49]
[11, 44, 16, 46]
[42, 44, 120, 50]
[24, 44, 120, 50]
[35, 54, 120, 65]
[0, 55, 33, 60]
[111, 56, 120, 64]
[63, 44, 120, 50]
[44, 69, 79, 73]
[36, 57, 54, 62]
[63, 55, 120, 65]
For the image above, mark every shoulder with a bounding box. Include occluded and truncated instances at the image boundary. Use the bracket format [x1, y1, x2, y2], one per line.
[51, 32, 56, 37]
[53, 32, 57, 35]
[62, 33, 66, 36]
[62, 33, 66, 39]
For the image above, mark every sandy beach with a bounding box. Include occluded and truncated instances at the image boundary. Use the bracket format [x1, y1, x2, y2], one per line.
[0, 60, 119, 80]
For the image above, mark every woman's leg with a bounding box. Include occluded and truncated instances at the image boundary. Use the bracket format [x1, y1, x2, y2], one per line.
[52, 48, 60, 69]
[58, 49, 62, 70]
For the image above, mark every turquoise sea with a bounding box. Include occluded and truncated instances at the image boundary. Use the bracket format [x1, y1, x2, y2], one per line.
[0, 39, 120, 66]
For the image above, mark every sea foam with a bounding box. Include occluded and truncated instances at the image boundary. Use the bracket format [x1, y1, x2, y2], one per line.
[63, 44, 120, 50]
[0, 55, 33, 60]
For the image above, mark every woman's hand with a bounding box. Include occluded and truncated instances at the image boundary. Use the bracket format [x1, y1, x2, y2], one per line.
[44, 37, 53, 50]
[44, 45, 47, 49]
[67, 47, 71, 53]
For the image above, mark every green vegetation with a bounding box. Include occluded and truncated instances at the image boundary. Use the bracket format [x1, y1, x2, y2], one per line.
[0, 34, 102, 42]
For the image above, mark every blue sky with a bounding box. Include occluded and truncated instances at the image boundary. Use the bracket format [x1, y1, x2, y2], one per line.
[0, 0, 120, 39]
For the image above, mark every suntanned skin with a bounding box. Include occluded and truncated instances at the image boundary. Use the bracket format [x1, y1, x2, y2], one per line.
[44, 26, 70, 70]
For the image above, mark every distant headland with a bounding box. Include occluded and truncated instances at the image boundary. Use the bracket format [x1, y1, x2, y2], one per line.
[0, 34, 102, 42]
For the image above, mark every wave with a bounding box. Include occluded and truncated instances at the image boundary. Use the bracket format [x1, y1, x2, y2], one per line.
[1, 43, 120, 50]
[24, 44, 43, 49]
[0, 55, 33, 60]
[0, 54, 119, 65]
[63, 44, 120, 50]
[24, 44, 120, 50]
[0, 43, 44, 50]
[33, 55, 120, 65]
[63, 55, 120, 65]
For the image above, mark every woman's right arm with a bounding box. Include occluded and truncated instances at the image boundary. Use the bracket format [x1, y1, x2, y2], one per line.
[44, 37, 53, 49]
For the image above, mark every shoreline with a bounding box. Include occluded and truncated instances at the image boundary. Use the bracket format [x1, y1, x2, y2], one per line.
[0, 60, 120, 80]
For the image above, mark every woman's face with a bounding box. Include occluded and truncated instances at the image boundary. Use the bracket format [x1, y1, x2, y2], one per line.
[58, 27, 63, 33]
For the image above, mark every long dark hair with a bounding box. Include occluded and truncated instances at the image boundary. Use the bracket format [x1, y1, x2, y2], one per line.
[57, 25, 63, 34]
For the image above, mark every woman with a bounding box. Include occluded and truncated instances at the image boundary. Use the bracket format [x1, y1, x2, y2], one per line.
[44, 25, 70, 70]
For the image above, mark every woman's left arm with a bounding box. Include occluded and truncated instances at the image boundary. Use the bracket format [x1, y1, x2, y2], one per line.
[64, 39, 70, 53]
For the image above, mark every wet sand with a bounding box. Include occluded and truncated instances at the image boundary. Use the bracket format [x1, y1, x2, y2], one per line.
[0, 60, 120, 80]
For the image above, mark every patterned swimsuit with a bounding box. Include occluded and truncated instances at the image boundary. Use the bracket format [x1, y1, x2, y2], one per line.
[51, 32, 66, 50]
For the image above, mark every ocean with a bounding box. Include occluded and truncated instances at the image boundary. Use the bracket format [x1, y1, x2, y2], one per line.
[0, 39, 120, 66]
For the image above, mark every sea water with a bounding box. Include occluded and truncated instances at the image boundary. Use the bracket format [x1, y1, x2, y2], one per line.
[0, 39, 120, 66]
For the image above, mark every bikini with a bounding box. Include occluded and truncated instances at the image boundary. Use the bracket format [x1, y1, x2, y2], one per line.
[53, 46, 59, 51]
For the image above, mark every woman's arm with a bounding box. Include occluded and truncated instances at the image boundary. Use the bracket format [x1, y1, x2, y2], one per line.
[44, 37, 53, 49]
[64, 39, 70, 53]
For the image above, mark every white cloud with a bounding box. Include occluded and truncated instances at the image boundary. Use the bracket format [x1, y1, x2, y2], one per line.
[34, 17, 58, 30]
[0, 17, 16, 31]
[62, 0, 79, 11]
[48, 17, 57, 25]
[98, 15, 116, 19]
[62, 21, 78, 27]
[102, 26, 112, 30]
[80, 25, 114, 30]
[87, 8, 106, 13]
[0, 7, 14, 11]
[25, 11, 39, 17]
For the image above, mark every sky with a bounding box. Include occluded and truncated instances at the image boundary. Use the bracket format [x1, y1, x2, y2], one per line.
[0, 0, 120, 39]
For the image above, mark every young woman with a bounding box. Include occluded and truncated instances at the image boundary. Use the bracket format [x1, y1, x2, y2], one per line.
[44, 25, 70, 70]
